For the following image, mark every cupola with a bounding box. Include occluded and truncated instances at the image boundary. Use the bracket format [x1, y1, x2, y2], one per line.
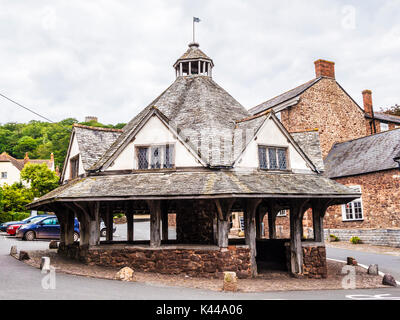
[173, 42, 214, 78]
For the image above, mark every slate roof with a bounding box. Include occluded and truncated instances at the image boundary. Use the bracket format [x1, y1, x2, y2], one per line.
[249, 78, 322, 115]
[324, 128, 400, 178]
[90, 76, 255, 169]
[291, 131, 325, 172]
[366, 112, 400, 124]
[28, 170, 359, 208]
[173, 42, 213, 67]
[73, 125, 122, 170]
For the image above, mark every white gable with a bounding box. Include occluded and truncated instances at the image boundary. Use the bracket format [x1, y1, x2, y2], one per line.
[62, 133, 85, 182]
[0, 162, 22, 186]
[235, 117, 313, 173]
[107, 115, 203, 171]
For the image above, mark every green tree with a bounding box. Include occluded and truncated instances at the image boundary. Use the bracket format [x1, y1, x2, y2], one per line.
[12, 136, 39, 158]
[383, 104, 400, 116]
[0, 183, 34, 213]
[20, 163, 59, 197]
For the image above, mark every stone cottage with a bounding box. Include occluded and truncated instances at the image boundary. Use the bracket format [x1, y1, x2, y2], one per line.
[28, 42, 358, 279]
[250, 59, 400, 245]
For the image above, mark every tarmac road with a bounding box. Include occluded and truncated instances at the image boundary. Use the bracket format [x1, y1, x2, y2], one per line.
[0, 222, 399, 300]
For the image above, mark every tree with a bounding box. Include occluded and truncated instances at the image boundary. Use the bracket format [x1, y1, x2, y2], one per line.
[0, 183, 34, 213]
[383, 104, 400, 116]
[20, 163, 59, 197]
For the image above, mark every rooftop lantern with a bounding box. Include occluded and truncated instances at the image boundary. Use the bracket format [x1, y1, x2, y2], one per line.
[173, 42, 214, 78]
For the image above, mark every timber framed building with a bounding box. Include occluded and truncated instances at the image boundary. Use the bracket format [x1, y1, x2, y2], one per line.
[28, 42, 358, 278]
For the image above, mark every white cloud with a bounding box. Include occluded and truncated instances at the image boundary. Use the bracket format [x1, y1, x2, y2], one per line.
[0, 0, 399, 124]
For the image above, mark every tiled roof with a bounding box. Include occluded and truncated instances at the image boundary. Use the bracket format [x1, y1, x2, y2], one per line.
[249, 78, 322, 115]
[0, 152, 53, 171]
[73, 125, 122, 171]
[324, 128, 400, 178]
[29, 170, 359, 208]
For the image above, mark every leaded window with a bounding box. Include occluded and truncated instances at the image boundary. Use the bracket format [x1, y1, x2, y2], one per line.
[137, 144, 175, 170]
[258, 146, 288, 171]
[70, 155, 79, 179]
[342, 186, 364, 221]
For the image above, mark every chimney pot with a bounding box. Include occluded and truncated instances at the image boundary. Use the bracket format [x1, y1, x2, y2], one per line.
[314, 59, 335, 79]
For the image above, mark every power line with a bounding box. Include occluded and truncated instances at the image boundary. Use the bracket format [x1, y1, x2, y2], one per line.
[0, 92, 71, 131]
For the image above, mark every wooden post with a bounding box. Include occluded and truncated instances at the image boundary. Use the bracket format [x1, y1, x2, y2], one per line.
[256, 206, 266, 239]
[245, 199, 262, 277]
[89, 202, 100, 246]
[126, 212, 134, 243]
[65, 210, 75, 245]
[267, 207, 278, 240]
[214, 199, 235, 249]
[161, 201, 169, 241]
[147, 200, 161, 248]
[312, 201, 329, 243]
[106, 205, 113, 242]
[289, 200, 309, 276]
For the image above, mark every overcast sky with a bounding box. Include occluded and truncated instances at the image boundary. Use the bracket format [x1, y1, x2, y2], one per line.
[0, 0, 399, 125]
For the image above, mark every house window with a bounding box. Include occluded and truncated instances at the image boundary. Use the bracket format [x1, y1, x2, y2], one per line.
[277, 210, 288, 217]
[380, 122, 389, 132]
[136, 144, 175, 170]
[342, 185, 364, 221]
[70, 155, 79, 179]
[1, 172, 7, 179]
[258, 146, 288, 170]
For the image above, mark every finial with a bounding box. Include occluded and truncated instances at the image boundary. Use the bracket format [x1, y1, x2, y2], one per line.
[188, 42, 199, 49]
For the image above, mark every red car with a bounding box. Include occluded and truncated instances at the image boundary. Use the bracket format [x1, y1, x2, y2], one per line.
[7, 224, 23, 236]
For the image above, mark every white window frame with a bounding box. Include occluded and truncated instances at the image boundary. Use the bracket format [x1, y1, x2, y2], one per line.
[380, 122, 389, 132]
[135, 143, 176, 170]
[341, 185, 364, 221]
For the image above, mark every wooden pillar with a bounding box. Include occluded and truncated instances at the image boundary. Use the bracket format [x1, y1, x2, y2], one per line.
[267, 206, 278, 239]
[245, 199, 262, 277]
[89, 202, 100, 246]
[105, 205, 113, 242]
[161, 201, 169, 241]
[214, 199, 235, 249]
[126, 212, 134, 242]
[65, 210, 75, 245]
[179, 63, 182, 76]
[289, 200, 309, 276]
[55, 212, 66, 245]
[147, 200, 161, 248]
[256, 206, 266, 239]
[189, 61, 191, 75]
[312, 201, 328, 243]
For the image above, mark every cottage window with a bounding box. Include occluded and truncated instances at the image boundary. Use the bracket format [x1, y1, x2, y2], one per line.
[380, 123, 389, 132]
[137, 144, 175, 170]
[1, 172, 7, 179]
[70, 155, 79, 179]
[342, 185, 364, 221]
[258, 146, 288, 170]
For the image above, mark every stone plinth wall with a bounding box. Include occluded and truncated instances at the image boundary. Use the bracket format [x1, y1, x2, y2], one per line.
[285, 242, 327, 279]
[324, 228, 400, 248]
[59, 243, 252, 279]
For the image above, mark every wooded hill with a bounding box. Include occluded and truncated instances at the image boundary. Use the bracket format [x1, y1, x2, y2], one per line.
[0, 118, 125, 169]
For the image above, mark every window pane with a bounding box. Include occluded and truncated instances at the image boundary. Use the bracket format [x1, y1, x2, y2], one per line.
[268, 148, 278, 169]
[151, 146, 161, 169]
[258, 146, 267, 169]
[138, 147, 149, 169]
[164, 145, 174, 168]
[277, 149, 287, 170]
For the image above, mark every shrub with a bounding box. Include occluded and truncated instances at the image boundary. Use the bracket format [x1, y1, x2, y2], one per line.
[350, 236, 361, 244]
[0, 211, 30, 223]
[330, 234, 339, 242]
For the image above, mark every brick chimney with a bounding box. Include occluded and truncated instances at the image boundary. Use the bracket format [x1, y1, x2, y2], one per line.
[24, 152, 30, 164]
[50, 152, 54, 162]
[314, 59, 335, 79]
[85, 116, 98, 123]
[362, 90, 373, 116]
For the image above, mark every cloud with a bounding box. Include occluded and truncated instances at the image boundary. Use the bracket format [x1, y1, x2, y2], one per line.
[0, 0, 399, 124]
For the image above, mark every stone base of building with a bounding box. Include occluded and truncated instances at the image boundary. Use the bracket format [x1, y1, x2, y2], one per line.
[58, 242, 252, 279]
[285, 242, 327, 279]
[322, 228, 400, 247]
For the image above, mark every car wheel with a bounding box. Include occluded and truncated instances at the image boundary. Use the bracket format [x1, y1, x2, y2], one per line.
[73, 232, 79, 242]
[24, 231, 35, 241]
[101, 229, 107, 237]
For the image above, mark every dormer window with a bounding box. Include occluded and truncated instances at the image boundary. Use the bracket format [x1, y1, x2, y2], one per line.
[258, 146, 288, 171]
[136, 144, 175, 170]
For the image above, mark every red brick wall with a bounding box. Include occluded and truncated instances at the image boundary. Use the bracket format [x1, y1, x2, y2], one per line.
[324, 169, 400, 229]
[280, 78, 367, 158]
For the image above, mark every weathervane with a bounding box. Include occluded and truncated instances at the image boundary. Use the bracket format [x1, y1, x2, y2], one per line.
[193, 17, 201, 43]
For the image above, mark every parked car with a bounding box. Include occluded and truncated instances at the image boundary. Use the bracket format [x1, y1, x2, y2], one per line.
[16, 216, 80, 241]
[100, 220, 117, 237]
[1, 215, 49, 234]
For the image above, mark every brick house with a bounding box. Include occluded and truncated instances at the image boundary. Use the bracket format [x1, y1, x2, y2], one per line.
[250, 59, 400, 246]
